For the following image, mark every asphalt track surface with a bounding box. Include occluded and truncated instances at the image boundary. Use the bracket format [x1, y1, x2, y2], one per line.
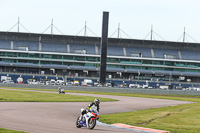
[0, 88, 193, 133]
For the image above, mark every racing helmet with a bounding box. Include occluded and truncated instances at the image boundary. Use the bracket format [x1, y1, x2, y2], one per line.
[94, 99, 100, 105]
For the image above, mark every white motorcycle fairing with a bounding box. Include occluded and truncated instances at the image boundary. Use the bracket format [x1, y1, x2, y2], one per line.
[77, 106, 99, 129]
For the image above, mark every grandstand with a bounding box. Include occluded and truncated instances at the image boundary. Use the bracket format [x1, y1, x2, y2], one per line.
[1, 31, 200, 84]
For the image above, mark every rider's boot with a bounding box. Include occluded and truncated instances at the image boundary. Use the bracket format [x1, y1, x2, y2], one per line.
[79, 115, 83, 121]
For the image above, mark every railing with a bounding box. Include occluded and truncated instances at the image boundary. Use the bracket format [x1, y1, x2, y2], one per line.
[1, 71, 200, 86]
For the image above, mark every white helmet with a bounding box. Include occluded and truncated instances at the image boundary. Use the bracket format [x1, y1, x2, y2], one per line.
[94, 99, 100, 105]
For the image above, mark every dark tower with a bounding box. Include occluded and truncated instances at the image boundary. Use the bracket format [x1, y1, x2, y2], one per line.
[99, 11, 109, 85]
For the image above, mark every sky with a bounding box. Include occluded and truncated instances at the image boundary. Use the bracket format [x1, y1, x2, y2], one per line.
[0, 0, 200, 42]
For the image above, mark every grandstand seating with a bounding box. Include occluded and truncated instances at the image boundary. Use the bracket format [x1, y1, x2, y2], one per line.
[107, 45, 124, 56]
[1, 40, 200, 64]
[181, 50, 200, 61]
[126, 47, 152, 58]
[153, 48, 179, 59]
[2, 34, 200, 83]
[42, 42, 67, 53]
[70, 44, 96, 54]
[5, 40, 199, 63]
[13, 41, 39, 51]
[0, 40, 11, 49]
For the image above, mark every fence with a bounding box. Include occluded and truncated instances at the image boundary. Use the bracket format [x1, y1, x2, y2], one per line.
[0, 83, 200, 96]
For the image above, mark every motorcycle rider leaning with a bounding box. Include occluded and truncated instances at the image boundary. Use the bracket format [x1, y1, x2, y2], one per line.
[80, 99, 100, 121]
[58, 86, 62, 91]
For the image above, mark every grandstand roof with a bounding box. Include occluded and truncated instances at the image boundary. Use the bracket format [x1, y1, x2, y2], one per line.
[0, 31, 200, 51]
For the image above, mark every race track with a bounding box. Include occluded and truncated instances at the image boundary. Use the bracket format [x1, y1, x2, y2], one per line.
[0, 89, 193, 133]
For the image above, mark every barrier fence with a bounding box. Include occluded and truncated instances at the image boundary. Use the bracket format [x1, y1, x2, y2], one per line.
[0, 83, 200, 96]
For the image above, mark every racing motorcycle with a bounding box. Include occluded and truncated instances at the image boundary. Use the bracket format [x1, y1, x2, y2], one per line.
[58, 87, 65, 94]
[76, 107, 99, 130]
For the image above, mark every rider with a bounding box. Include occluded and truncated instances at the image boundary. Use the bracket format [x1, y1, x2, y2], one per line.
[88, 98, 100, 112]
[58, 86, 62, 92]
[80, 99, 100, 120]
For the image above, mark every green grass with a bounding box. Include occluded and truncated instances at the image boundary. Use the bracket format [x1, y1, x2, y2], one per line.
[1, 87, 200, 132]
[0, 128, 27, 133]
[100, 103, 200, 133]
[0, 89, 116, 102]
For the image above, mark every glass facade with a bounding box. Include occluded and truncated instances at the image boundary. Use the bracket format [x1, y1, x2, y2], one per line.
[1, 50, 200, 73]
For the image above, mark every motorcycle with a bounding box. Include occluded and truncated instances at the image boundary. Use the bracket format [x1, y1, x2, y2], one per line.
[58, 87, 65, 94]
[76, 107, 99, 130]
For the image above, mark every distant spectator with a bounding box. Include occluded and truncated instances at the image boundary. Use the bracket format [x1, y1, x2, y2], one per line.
[139, 52, 142, 57]
[164, 53, 167, 59]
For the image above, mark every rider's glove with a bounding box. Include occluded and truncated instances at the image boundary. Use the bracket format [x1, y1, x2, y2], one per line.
[86, 108, 90, 112]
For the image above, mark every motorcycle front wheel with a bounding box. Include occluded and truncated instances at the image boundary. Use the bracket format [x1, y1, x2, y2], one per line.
[76, 116, 81, 128]
[88, 118, 96, 130]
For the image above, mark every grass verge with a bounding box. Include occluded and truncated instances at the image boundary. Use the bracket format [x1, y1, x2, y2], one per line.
[0, 128, 27, 133]
[0, 89, 116, 102]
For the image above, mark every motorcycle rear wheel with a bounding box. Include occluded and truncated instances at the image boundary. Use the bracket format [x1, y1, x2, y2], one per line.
[76, 116, 81, 128]
[88, 118, 96, 130]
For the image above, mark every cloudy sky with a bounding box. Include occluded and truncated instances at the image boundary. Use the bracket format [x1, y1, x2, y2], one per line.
[0, 0, 199, 42]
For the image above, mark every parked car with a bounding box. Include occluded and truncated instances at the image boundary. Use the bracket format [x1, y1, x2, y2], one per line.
[93, 82, 99, 86]
[45, 81, 50, 85]
[50, 79, 56, 85]
[73, 80, 80, 86]
[82, 79, 93, 86]
[40, 80, 46, 85]
[3, 80, 14, 84]
[56, 80, 66, 85]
